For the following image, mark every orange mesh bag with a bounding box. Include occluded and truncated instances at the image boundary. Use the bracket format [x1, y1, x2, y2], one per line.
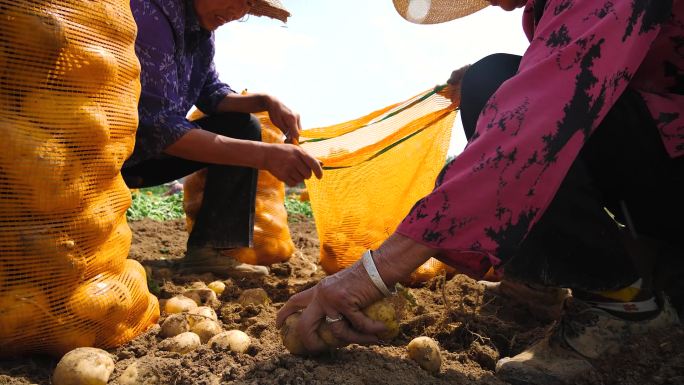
[0, 0, 159, 357]
[184, 112, 295, 265]
[301, 86, 457, 286]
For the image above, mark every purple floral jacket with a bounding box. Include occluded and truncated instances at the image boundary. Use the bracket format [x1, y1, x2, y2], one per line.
[124, 0, 235, 167]
[397, 0, 683, 277]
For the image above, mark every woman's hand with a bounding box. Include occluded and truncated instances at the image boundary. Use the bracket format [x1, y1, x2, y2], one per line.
[264, 95, 301, 143]
[276, 234, 436, 354]
[262, 143, 323, 186]
[276, 260, 388, 354]
[216, 92, 302, 143]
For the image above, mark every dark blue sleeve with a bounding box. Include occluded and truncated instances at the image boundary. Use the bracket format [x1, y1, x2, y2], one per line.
[195, 41, 235, 114]
[128, 1, 199, 165]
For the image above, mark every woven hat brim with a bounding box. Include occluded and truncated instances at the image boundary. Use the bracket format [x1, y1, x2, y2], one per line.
[393, 0, 490, 24]
[249, 0, 291, 23]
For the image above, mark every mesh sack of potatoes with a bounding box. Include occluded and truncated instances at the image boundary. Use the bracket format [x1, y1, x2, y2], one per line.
[301, 87, 458, 286]
[184, 111, 295, 265]
[0, 0, 159, 357]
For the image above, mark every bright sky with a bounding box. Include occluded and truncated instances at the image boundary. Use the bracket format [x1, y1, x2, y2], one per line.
[213, 1, 529, 155]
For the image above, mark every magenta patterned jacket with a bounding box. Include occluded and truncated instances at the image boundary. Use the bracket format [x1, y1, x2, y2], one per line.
[396, 0, 683, 278]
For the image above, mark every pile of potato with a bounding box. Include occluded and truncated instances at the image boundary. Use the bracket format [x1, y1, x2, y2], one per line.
[51, 274, 446, 385]
[52, 279, 259, 384]
[156, 281, 252, 355]
[0, 0, 158, 357]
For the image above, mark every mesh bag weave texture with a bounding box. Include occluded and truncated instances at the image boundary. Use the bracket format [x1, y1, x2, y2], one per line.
[301, 87, 457, 285]
[184, 112, 295, 265]
[0, 0, 159, 357]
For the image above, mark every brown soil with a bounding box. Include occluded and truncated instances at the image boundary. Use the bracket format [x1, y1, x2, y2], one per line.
[1, 216, 683, 385]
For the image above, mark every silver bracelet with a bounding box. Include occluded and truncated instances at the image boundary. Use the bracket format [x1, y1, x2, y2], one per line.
[361, 249, 394, 297]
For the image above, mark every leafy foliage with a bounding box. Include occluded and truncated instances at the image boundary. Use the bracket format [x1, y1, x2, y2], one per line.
[126, 186, 314, 222]
[126, 186, 185, 221]
[284, 195, 313, 220]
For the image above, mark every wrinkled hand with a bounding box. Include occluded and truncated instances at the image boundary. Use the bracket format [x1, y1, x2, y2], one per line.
[265, 96, 302, 143]
[264, 143, 323, 186]
[276, 261, 388, 354]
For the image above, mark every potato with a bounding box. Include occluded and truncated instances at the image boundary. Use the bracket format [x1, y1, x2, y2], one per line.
[362, 297, 401, 341]
[164, 296, 197, 314]
[68, 277, 132, 325]
[118, 360, 159, 385]
[0, 8, 65, 91]
[160, 313, 190, 338]
[237, 288, 270, 307]
[0, 284, 49, 341]
[58, 44, 118, 92]
[158, 332, 201, 354]
[279, 312, 307, 355]
[190, 319, 222, 343]
[52, 347, 115, 385]
[0, 127, 66, 213]
[317, 322, 344, 348]
[51, 324, 97, 357]
[184, 288, 218, 307]
[207, 281, 226, 296]
[188, 306, 218, 326]
[280, 313, 349, 355]
[407, 336, 442, 374]
[20, 92, 110, 153]
[209, 330, 251, 353]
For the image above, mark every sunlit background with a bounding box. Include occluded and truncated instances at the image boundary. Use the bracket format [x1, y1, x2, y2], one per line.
[214, 1, 528, 155]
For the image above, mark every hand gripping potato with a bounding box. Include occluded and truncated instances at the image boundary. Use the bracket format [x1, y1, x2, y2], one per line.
[280, 294, 406, 355]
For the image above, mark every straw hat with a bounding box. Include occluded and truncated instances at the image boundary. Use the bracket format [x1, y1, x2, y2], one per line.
[392, 0, 489, 24]
[249, 0, 291, 23]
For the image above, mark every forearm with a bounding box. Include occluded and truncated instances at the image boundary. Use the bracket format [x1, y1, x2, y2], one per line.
[372, 233, 435, 287]
[215, 92, 272, 114]
[164, 128, 268, 168]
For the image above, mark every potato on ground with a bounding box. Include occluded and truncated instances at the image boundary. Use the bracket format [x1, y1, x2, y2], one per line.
[164, 295, 197, 314]
[209, 330, 251, 353]
[160, 313, 190, 338]
[118, 360, 159, 385]
[184, 288, 218, 307]
[207, 280, 226, 296]
[191, 319, 222, 343]
[407, 336, 442, 374]
[158, 332, 201, 354]
[238, 288, 270, 307]
[188, 306, 218, 325]
[52, 347, 115, 385]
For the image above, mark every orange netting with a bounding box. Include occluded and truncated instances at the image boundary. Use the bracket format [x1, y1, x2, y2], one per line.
[0, 0, 159, 357]
[184, 112, 295, 265]
[301, 86, 458, 285]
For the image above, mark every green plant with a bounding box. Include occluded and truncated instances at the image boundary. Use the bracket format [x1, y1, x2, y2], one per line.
[146, 276, 161, 297]
[126, 187, 185, 221]
[284, 196, 313, 220]
[126, 186, 313, 222]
